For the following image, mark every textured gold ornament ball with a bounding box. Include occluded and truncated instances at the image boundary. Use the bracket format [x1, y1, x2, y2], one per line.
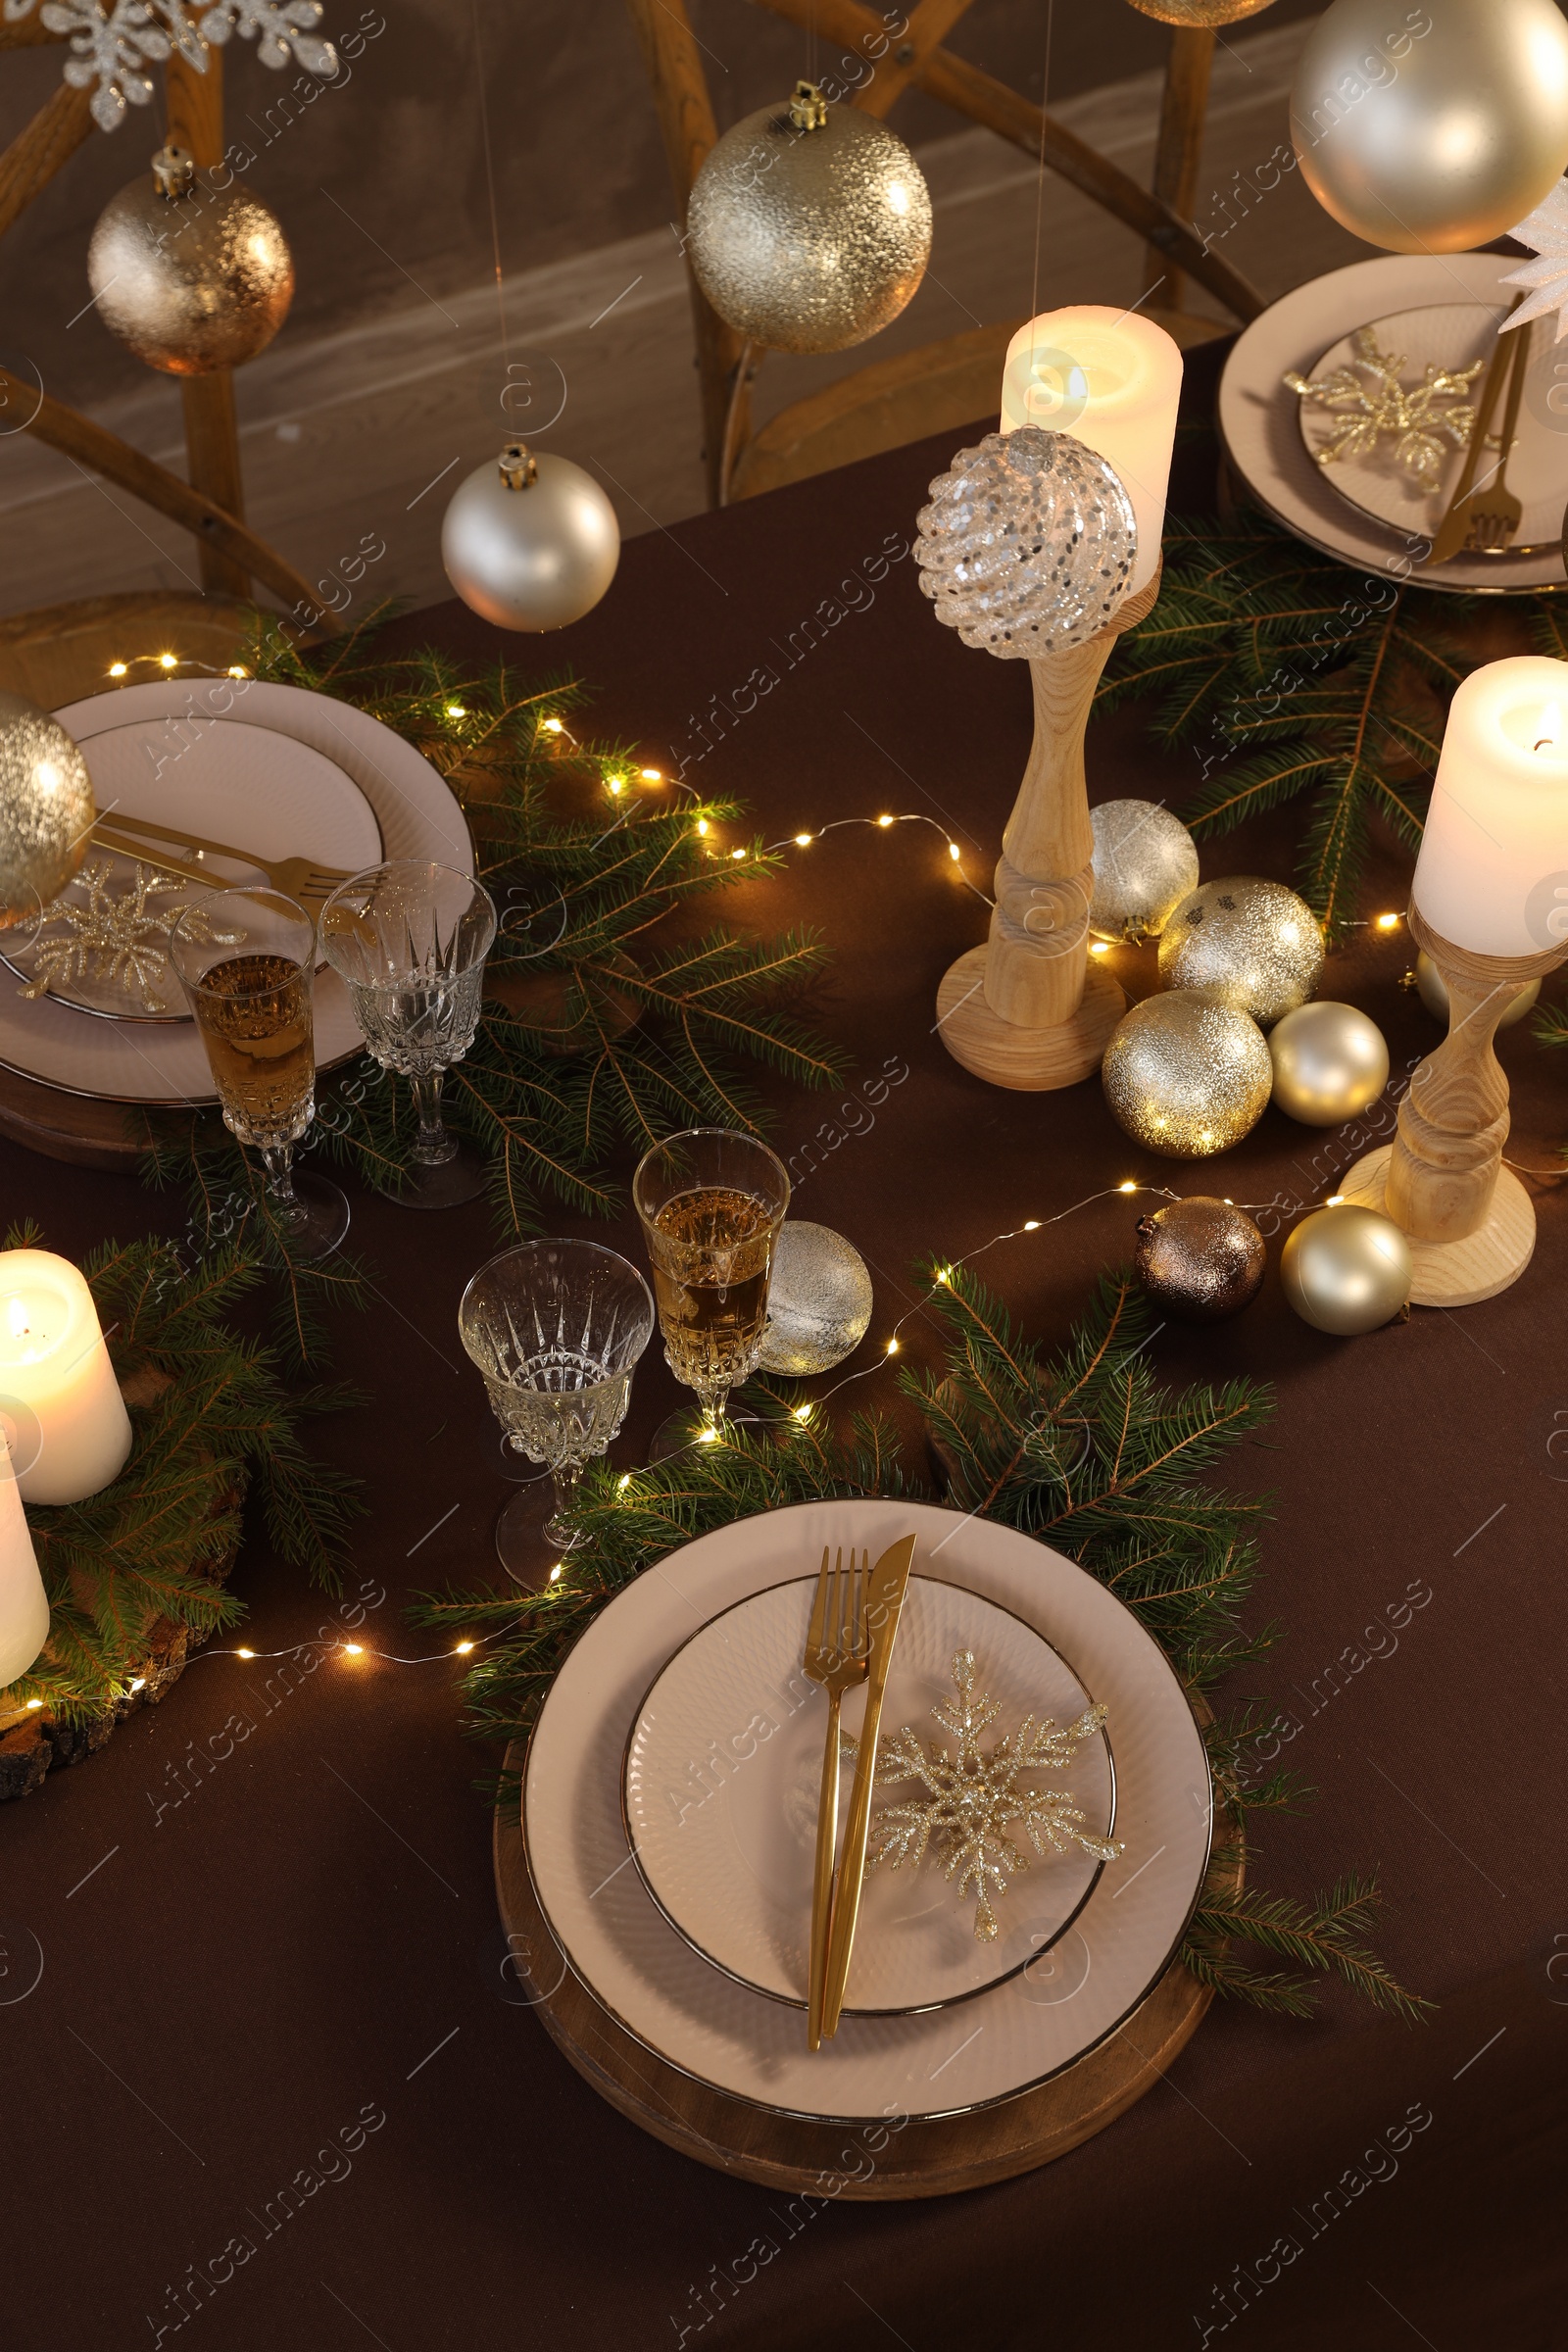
[1089, 799, 1200, 943]
[1281, 1203, 1410, 1335]
[1268, 1001, 1389, 1125]
[0, 692, 95, 929]
[1134, 1196, 1267, 1321]
[1102, 989, 1273, 1158]
[1158, 875, 1324, 1025]
[87, 146, 294, 376]
[1290, 0, 1568, 254]
[1414, 949, 1539, 1030]
[1125, 0, 1275, 23]
[687, 83, 932, 354]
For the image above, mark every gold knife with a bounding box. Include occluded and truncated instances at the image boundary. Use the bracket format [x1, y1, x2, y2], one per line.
[1423, 296, 1523, 567]
[819, 1531, 917, 2038]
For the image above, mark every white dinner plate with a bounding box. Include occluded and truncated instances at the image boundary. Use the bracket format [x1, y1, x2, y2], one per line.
[0, 679, 471, 1104]
[523, 1498, 1212, 2126]
[1219, 253, 1568, 595]
[0, 719, 383, 1022]
[623, 1574, 1115, 2017]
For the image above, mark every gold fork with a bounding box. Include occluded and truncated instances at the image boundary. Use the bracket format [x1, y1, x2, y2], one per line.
[88, 809, 355, 908]
[803, 1545, 869, 2051]
[1465, 319, 1532, 555]
[1424, 297, 1524, 567]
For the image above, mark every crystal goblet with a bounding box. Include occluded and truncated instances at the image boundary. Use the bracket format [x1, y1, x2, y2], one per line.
[170, 885, 349, 1260]
[633, 1127, 790, 1460]
[459, 1239, 655, 1588]
[319, 859, 498, 1207]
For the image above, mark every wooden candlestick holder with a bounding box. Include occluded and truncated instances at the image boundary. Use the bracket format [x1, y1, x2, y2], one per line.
[936, 565, 1161, 1090]
[1342, 904, 1568, 1305]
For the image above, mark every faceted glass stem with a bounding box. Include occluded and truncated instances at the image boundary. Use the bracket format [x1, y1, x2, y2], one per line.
[541, 1458, 588, 1548]
[410, 1069, 458, 1166]
[261, 1144, 307, 1228]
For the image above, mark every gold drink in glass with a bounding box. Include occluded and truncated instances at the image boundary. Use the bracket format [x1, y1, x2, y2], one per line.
[633, 1128, 790, 1445]
[171, 887, 349, 1260]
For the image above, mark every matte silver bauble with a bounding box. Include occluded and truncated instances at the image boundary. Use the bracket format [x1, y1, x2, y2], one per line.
[1134, 1196, 1266, 1321]
[1268, 1001, 1390, 1125]
[441, 443, 619, 632]
[1102, 989, 1273, 1158]
[1089, 799, 1200, 942]
[1158, 876, 1324, 1025]
[1289, 0, 1568, 255]
[1281, 1202, 1410, 1335]
[87, 145, 293, 375]
[757, 1221, 873, 1375]
[1415, 949, 1539, 1029]
[0, 693, 95, 930]
[687, 80, 932, 355]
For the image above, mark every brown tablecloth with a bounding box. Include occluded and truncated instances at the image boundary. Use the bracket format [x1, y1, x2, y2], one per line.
[4, 347, 1564, 2349]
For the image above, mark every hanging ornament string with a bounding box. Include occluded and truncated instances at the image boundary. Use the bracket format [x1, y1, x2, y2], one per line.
[470, 0, 511, 383]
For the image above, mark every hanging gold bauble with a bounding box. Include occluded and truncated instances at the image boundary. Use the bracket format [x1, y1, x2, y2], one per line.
[1158, 876, 1324, 1026]
[1102, 989, 1273, 1158]
[1290, 0, 1568, 255]
[87, 145, 294, 376]
[1089, 799, 1200, 943]
[1281, 1202, 1410, 1335]
[0, 692, 95, 930]
[1134, 1196, 1266, 1321]
[1414, 948, 1539, 1030]
[1125, 0, 1276, 24]
[1268, 1001, 1389, 1125]
[687, 81, 932, 355]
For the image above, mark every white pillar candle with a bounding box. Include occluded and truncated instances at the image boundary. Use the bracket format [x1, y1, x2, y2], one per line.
[1412, 657, 1568, 956]
[0, 1434, 49, 1689]
[1000, 307, 1183, 594]
[0, 1249, 132, 1504]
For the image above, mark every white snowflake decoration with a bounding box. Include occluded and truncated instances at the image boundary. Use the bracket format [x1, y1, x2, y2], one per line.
[1501, 176, 1568, 344]
[4, 0, 336, 134]
[863, 1649, 1123, 1943]
[16, 858, 232, 1012]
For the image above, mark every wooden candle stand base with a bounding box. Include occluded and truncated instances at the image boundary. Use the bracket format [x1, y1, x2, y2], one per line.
[937, 566, 1159, 1094]
[1341, 1146, 1536, 1306]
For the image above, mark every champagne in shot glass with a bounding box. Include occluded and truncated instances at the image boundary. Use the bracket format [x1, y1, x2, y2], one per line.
[633, 1128, 790, 1451]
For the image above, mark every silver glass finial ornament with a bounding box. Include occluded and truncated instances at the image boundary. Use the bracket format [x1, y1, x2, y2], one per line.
[441, 441, 620, 631]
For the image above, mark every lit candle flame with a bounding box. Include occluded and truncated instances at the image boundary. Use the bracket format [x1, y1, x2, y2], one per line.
[1536, 702, 1561, 753]
[7, 1298, 27, 1341]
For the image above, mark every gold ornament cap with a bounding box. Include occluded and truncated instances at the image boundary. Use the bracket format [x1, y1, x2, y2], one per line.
[151, 144, 196, 201]
[788, 79, 828, 131]
[499, 442, 538, 491]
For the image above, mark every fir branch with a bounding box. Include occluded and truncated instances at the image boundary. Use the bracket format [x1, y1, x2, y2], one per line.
[1185, 1866, 1430, 2022]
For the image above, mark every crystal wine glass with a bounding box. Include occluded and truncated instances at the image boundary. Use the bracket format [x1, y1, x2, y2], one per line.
[319, 859, 498, 1207]
[633, 1127, 790, 1459]
[459, 1239, 655, 1588]
[170, 885, 349, 1260]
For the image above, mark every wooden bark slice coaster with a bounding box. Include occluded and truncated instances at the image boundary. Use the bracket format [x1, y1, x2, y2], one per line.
[493, 1737, 1235, 2198]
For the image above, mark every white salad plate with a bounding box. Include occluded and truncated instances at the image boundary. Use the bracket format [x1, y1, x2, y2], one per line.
[623, 1573, 1115, 2017]
[523, 1498, 1212, 2126]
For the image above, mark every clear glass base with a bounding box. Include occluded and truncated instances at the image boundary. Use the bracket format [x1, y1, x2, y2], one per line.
[392, 1138, 488, 1209]
[269, 1169, 351, 1261]
[646, 1400, 761, 1465]
[494, 1486, 590, 1591]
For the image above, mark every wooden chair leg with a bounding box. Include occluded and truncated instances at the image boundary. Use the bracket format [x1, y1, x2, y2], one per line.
[167, 45, 251, 597]
[1143, 27, 1215, 313]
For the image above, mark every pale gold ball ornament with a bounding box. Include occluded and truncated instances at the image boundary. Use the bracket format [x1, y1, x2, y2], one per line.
[441, 442, 620, 631]
[1290, 0, 1568, 255]
[687, 81, 932, 355]
[0, 692, 95, 931]
[1089, 799, 1200, 943]
[1415, 949, 1539, 1030]
[87, 145, 294, 376]
[1102, 989, 1273, 1158]
[1125, 0, 1275, 22]
[1158, 876, 1324, 1025]
[1268, 1001, 1390, 1126]
[1281, 1202, 1410, 1335]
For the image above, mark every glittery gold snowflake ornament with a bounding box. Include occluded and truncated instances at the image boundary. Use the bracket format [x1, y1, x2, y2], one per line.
[865, 1649, 1122, 1942]
[17, 859, 228, 1013]
[1284, 329, 1484, 488]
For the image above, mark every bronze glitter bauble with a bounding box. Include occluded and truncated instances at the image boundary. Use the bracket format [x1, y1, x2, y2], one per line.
[1102, 989, 1273, 1158]
[1126, 0, 1275, 21]
[0, 691, 95, 930]
[1134, 1196, 1266, 1322]
[687, 81, 932, 355]
[1268, 1001, 1390, 1126]
[1090, 799, 1200, 943]
[1281, 1202, 1410, 1335]
[87, 145, 294, 376]
[1290, 0, 1568, 255]
[1158, 876, 1324, 1026]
